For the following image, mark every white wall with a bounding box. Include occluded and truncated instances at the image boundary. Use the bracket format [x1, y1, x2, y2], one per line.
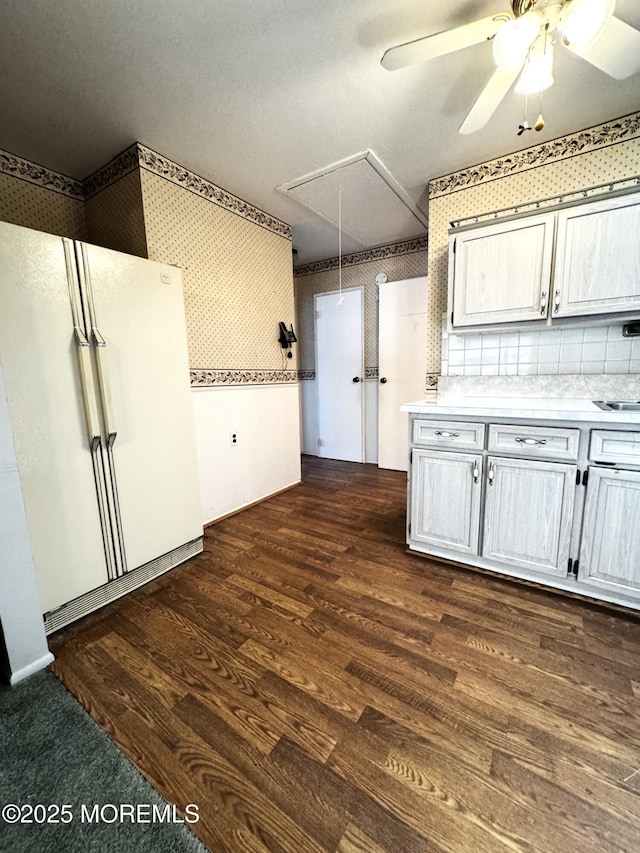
[0, 364, 53, 684]
[192, 383, 302, 523]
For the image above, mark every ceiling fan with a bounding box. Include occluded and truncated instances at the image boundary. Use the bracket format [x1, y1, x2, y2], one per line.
[381, 0, 640, 135]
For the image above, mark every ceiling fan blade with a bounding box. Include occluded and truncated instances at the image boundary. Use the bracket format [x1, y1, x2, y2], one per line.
[459, 65, 523, 135]
[381, 13, 510, 72]
[567, 16, 640, 79]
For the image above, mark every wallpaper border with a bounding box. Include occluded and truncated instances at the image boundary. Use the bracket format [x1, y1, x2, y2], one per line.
[294, 236, 429, 277]
[86, 143, 292, 240]
[429, 111, 640, 199]
[137, 145, 292, 241]
[0, 149, 84, 199]
[13, 141, 294, 240]
[191, 369, 299, 387]
[82, 144, 141, 199]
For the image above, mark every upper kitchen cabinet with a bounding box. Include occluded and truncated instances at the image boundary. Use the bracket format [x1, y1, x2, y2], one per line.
[449, 213, 555, 328]
[553, 193, 640, 318]
[448, 189, 640, 331]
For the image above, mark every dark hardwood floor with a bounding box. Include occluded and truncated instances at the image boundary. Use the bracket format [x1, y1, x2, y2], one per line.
[49, 456, 640, 852]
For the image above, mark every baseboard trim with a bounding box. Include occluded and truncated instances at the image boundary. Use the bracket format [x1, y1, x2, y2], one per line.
[205, 481, 303, 526]
[9, 652, 56, 685]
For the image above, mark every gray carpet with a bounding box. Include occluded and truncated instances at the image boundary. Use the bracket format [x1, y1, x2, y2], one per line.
[0, 670, 208, 853]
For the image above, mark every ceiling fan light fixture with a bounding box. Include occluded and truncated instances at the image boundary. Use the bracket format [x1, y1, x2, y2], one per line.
[558, 0, 616, 52]
[493, 10, 544, 69]
[515, 37, 554, 93]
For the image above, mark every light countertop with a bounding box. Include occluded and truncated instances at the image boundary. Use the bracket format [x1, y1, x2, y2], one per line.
[401, 396, 640, 424]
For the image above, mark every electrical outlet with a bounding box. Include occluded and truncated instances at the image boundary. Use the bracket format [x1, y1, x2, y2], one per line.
[230, 432, 238, 446]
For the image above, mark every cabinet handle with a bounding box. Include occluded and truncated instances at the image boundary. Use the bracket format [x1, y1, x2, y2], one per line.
[515, 437, 547, 445]
[434, 430, 460, 438]
[554, 289, 561, 314]
[488, 461, 494, 485]
[472, 461, 479, 483]
[540, 290, 547, 315]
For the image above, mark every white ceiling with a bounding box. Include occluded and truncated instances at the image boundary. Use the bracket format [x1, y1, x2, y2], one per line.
[1, 0, 640, 265]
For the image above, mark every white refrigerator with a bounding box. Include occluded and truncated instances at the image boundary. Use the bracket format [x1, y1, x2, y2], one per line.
[0, 221, 203, 633]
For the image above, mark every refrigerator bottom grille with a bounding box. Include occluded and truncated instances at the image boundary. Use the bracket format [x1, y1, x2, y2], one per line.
[44, 537, 204, 635]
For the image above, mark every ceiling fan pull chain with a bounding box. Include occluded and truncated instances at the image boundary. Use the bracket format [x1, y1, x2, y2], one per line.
[518, 89, 532, 135]
[535, 22, 548, 132]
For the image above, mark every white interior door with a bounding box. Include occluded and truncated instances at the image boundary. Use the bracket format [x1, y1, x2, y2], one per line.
[378, 276, 428, 471]
[315, 288, 363, 462]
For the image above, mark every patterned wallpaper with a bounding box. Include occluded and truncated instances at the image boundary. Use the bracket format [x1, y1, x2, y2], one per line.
[428, 112, 640, 380]
[294, 238, 428, 374]
[141, 169, 296, 373]
[0, 172, 87, 240]
[85, 170, 148, 258]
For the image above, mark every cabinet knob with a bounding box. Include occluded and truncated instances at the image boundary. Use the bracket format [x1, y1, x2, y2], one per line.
[352, 376, 360, 383]
[380, 377, 387, 384]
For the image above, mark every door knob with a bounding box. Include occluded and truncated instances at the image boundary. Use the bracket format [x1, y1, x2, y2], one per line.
[380, 377, 387, 384]
[352, 376, 360, 383]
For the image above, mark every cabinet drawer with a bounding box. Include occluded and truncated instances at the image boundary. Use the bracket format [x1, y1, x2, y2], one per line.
[487, 424, 579, 461]
[590, 430, 640, 464]
[412, 419, 485, 451]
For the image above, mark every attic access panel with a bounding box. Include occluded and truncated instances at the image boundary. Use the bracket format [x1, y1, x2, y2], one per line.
[278, 151, 428, 250]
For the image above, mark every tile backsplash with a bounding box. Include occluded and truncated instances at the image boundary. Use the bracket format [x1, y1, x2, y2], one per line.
[441, 322, 640, 378]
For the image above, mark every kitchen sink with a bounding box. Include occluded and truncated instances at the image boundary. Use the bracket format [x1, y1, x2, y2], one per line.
[593, 400, 640, 411]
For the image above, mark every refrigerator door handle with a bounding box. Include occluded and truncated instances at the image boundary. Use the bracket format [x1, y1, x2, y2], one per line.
[75, 241, 117, 445]
[74, 328, 103, 445]
[92, 326, 117, 446]
[63, 238, 102, 445]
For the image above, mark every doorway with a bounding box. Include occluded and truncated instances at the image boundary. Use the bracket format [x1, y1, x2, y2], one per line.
[378, 276, 428, 471]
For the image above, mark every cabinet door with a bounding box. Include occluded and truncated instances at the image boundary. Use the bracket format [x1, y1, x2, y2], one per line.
[579, 467, 640, 596]
[410, 450, 481, 556]
[482, 457, 576, 577]
[554, 194, 640, 318]
[451, 213, 555, 327]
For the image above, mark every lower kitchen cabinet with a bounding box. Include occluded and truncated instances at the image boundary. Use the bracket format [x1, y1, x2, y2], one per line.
[410, 449, 481, 556]
[482, 456, 576, 577]
[578, 466, 640, 595]
[405, 411, 640, 612]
